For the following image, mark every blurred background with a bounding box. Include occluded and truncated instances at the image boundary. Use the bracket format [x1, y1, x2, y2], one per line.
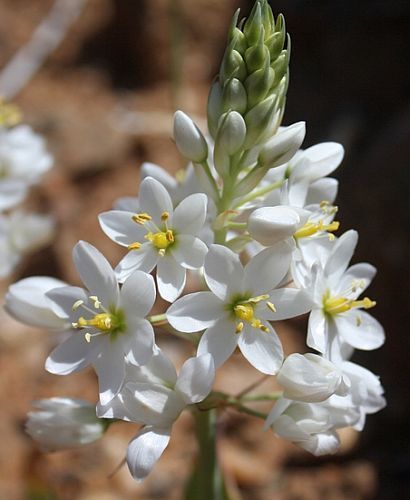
[0, 0, 409, 498]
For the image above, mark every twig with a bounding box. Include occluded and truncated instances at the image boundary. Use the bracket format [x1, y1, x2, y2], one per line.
[0, 0, 87, 99]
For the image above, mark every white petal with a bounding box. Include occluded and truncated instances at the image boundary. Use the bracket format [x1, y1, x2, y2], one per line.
[127, 427, 171, 481]
[303, 142, 344, 181]
[120, 270, 156, 317]
[172, 193, 207, 235]
[243, 242, 292, 295]
[157, 255, 186, 302]
[247, 206, 303, 247]
[337, 263, 376, 299]
[98, 211, 146, 247]
[139, 177, 173, 224]
[94, 341, 126, 405]
[45, 334, 96, 375]
[46, 286, 88, 319]
[307, 309, 328, 354]
[204, 244, 243, 300]
[0, 180, 28, 210]
[335, 311, 385, 350]
[324, 230, 358, 281]
[197, 318, 238, 368]
[73, 241, 119, 307]
[5, 276, 68, 328]
[175, 354, 215, 404]
[171, 235, 207, 269]
[125, 318, 155, 366]
[238, 324, 283, 375]
[260, 288, 314, 321]
[305, 178, 339, 205]
[141, 162, 177, 191]
[115, 244, 158, 282]
[167, 292, 224, 333]
[113, 196, 139, 212]
[299, 431, 340, 456]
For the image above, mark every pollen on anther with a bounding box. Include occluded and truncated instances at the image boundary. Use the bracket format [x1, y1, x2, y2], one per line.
[72, 300, 84, 311]
[266, 301, 276, 313]
[161, 211, 170, 221]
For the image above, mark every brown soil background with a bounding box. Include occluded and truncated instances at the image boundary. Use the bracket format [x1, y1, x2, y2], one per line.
[0, 1, 409, 499]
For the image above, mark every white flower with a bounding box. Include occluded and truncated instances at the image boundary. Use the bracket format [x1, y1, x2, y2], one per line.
[264, 398, 341, 456]
[306, 230, 385, 360]
[263, 142, 343, 209]
[26, 398, 105, 451]
[167, 243, 313, 374]
[99, 176, 209, 302]
[0, 211, 55, 278]
[5, 276, 68, 329]
[277, 353, 349, 403]
[45, 241, 156, 404]
[0, 125, 53, 210]
[340, 361, 386, 431]
[98, 349, 215, 481]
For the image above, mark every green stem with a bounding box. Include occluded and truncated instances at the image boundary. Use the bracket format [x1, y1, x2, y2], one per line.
[198, 160, 220, 199]
[185, 409, 229, 500]
[240, 392, 283, 402]
[233, 179, 284, 208]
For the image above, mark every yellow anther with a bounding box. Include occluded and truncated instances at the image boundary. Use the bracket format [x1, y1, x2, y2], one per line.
[320, 200, 330, 209]
[166, 229, 174, 243]
[72, 300, 84, 311]
[248, 294, 270, 304]
[266, 301, 276, 313]
[234, 304, 254, 322]
[128, 242, 142, 251]
[235, 322, 244, 334]
[351, 297, 376, 310]
[89, 296, 102, 309]
[161, 211, 170, 221]
[132, 213, 152, 224]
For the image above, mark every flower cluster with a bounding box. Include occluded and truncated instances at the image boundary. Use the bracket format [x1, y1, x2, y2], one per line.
[6, 0, 385, 486]
[0, 98, 54, 278]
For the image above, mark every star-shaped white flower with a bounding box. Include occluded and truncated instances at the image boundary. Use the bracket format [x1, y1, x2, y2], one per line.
[306, 230, 385, 360]
[167, 243, 313, 374]
[45, 241, 156, 404]
[99, 176, 209, 302]
[98, 348, 214, 481]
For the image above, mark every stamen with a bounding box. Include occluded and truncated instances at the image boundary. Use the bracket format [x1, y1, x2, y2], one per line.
[324, 295, 376, 316]
[146, 229, 175, 252]
[266, 301, 276, 313]
[72, 300, 84, 311]
[235, 322, 244, 334]
[89, 296, 101, 309]
[128, 242, 142, 251]
[161, 211, 170, 221]
[247, 294, 269, 304]
[132, 213, 152, 225]
[294, 220, 340, 240]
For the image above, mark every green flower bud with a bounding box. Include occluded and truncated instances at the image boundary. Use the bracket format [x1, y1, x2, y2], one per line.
[220, 43, 247, 83]
[214, 111, 247, 177]
[217, 111, 247, 156]
[173, 111, 208, 163]
[244, 94, 277, 148]
[222, 78, 247, 114]
[207, 80, 223, 138]
[244, 29, 269, 73]
[245, 59, 275, 108]
[243, 1, 262, 46]
[266, 15, 286, 60]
